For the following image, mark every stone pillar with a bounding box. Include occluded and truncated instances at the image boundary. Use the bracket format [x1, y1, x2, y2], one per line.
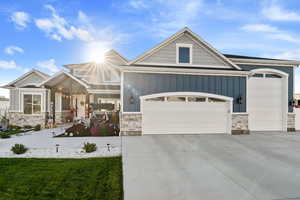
[120, 112, 142, 136]
[231, 113, 249, 135]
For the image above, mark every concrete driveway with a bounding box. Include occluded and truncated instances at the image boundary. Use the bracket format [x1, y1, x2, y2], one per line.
[122, 133, 300, 200]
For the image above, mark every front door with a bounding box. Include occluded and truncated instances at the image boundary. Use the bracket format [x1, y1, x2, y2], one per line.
[73, 95, 86, 119]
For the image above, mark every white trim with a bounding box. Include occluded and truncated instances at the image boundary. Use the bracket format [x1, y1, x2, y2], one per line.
[229, 58, 300, 67]
[247, 68, 288, 131]
[135, 62, 232, 69]
[140, 92, 233, 102]
[176, 43, 193, 64]
[87, 89, 120, 94]
[128, 27, 241, 70]
[249, 68, 289, 77]
[21, 93, 43, 115]
[122, 112, 142, 114]
[121, 71, 124, 112]
[121, 66, 249, 76]
[38, 70, 90, 88]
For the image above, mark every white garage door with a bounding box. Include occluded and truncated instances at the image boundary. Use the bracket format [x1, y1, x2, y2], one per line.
[141, 92, 232, 134]
[248, 72, 287, 131]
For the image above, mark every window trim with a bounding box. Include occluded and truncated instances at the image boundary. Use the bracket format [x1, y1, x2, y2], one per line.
[176, 43, 193, 64]
[23, 94, 42, 115]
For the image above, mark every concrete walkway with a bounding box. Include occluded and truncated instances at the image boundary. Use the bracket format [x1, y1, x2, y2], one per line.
[122, 133, 300, 200]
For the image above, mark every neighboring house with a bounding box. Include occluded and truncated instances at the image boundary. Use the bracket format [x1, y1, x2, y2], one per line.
[2, 27, 300, 135]
[0, 96, 9, 117]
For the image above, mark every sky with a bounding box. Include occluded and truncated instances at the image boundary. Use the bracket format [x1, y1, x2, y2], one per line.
[1, 0, 300, 97]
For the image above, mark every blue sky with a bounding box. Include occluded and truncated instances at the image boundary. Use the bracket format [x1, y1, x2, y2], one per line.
[1, 0, 300, 97]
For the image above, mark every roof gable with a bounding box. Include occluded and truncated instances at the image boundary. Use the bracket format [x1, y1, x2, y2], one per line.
[3, 69, 50, 88]
[129, 27, 240, 70]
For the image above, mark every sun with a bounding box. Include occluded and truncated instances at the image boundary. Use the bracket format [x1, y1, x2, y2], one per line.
[85, 42, 108, 64]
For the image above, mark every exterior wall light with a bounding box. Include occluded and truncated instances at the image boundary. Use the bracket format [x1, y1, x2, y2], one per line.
[289, 100, 295, 107]
[236, 96, 243, 104]
[129, 96, 135, 104]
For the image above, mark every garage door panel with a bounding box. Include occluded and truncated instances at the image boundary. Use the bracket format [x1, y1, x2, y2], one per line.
[142, 98, 231, 134]
[248, 76, 284, 131]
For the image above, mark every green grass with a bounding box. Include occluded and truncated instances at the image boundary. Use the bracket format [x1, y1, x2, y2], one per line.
[0, 157, 123, 200]
[0, 130, 24, 136]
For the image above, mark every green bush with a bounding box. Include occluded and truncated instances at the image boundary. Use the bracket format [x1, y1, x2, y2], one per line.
[23, 125, 32, 129]
[0, 133, 11, 139]
[11, 144, 28, 154]
[34, 124, 41, 131]
[83, 142, 97, 153]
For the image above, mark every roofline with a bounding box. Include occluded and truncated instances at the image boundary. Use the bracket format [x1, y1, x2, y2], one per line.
[229, 58, 300, 67]
[38, 70, 90, 88]
[2, 69, 50, 89]
[64, 49, 128, 69]
[120, 65, 250, 76]
[128, 27, 241, 70]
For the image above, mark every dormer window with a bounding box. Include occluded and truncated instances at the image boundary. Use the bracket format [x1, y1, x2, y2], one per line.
[176, 43, 193, 64]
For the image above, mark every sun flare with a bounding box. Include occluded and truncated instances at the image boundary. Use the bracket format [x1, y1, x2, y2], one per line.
[85, 42, 108, 64]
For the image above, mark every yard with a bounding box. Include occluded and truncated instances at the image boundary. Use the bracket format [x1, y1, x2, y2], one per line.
[0, 157, 123, 200]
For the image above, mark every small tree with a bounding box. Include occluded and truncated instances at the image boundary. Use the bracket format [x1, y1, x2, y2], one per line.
[11, 144, 28, 154]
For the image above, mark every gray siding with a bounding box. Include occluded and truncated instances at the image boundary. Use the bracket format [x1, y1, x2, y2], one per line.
[123, 72, 246, 112]
[15, 73, 45, 87]
[9, 89, 19, 111]
[139, 33, 231, 68]
[239, 65, 294, 112]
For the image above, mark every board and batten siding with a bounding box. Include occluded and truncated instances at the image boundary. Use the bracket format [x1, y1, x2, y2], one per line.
[9, 89, 20, 111]
[239, 65, 294, 112]
[123, 72, 246, 112]
[139, 33, 231, 68]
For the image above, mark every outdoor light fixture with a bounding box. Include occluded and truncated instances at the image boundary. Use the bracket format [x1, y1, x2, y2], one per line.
[289, 100, 295, 107]
[107, 143, 111, 152]
[56, 144, 60, 153]
[236, 96, 243, 104]
[129, 96, 134, 104]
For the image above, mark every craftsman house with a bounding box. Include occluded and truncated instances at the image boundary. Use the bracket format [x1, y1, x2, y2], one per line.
[2, 27, 300, 135]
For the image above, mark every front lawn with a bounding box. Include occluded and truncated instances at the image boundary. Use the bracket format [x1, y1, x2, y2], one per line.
[0, 157, 123, 200]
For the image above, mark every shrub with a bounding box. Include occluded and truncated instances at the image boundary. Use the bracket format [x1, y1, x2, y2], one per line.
[83, 142, 97, 153]
[23, 125, 32, 129]
[34, 124, 41, 131]
[0, 133, 11, 139]
[11, 144, 28, 154]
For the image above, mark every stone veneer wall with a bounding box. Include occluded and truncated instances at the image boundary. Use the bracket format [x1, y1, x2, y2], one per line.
[231, 113, 249, 135]
[120, 113, 142, 136]
[287, 113, 295, 131]
[9, 112, 46, 128]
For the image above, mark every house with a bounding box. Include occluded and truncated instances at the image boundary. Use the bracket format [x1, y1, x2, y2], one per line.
[2, 27, 300, 135]
[0, 96, 9, 117]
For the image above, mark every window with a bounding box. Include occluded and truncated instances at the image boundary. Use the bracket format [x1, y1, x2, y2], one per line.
[177, 44, 192, 64]
[62, 95, 71, 111]
[145, 97, 165, 102]
[187, 97, 206, 102]
[167, 96, 186, 102]
[23, 94, 41, 114]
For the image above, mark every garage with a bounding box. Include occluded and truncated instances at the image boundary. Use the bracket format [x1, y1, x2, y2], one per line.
[248, 69, 288, 131]
[140, 92, 233, 134]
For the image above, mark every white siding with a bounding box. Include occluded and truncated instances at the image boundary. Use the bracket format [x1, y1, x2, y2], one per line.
[138, 33, 231, 67]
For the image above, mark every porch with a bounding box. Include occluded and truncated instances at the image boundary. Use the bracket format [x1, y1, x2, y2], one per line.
[41, 71, 120, 127]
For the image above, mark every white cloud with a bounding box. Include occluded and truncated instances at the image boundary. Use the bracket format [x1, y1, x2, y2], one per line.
[4, 46, 24, 55]
[35, 5, 93, 42]
[36, 59, 59, 73]
[241, 24, 278, 32]
[0, 60, 27, 72]
[10, 11, 30, 29]
[262, 1, 300, 21]
[125, 0, 203, 38]
[241, 23, 300, 43]
[128, 0, 148, 9]
[273, 49, 300, 60]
